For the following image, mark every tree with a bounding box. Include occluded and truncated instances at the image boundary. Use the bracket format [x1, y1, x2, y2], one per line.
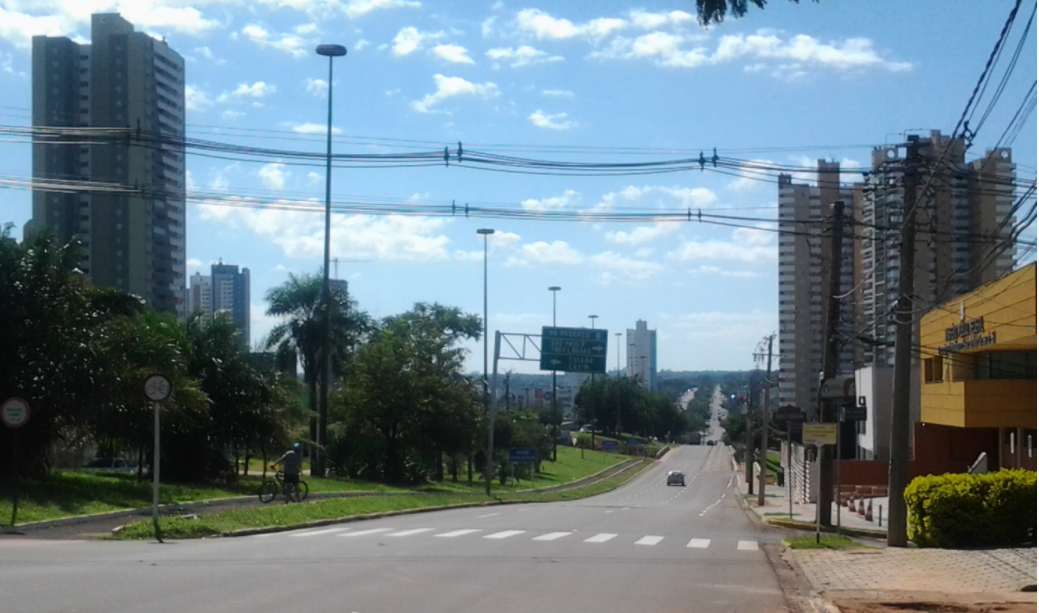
[693, 0, 813, 25]
[264, 272, 370, 477]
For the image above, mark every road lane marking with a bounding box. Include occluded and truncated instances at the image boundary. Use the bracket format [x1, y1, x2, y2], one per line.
[340, 528, 393, 537]
[737, 540, 759, 551]
[289, 527, 351, 537]
[584, 533, 618, 543]
[686, 538, 711, 548]
[533, 532, 572, 541]
[699, 497, 724, 517]
[484, 530, 526, 539]
[477, 513, 500, 518]
[387, 528, 435, 537]
[435, 529, 482, 538]
[634, 536, 664, 546]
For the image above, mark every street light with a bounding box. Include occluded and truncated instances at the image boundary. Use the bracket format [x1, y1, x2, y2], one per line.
[549, 286, 561, 461]
[314, 42, 347, 478]
[478, 228, 495, 496]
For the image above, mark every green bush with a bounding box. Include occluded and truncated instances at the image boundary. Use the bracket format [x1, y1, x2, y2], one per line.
[905, 469, 1036, 548]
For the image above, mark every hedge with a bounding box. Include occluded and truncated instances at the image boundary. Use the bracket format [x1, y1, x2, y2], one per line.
[905, 469, 1036, 548]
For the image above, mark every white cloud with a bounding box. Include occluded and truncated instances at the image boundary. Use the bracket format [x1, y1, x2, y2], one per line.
[542, 89, 574, 97]
[355, 39, 370, 50]
[307, 171, 321, 185]
[432, 44, 474, 64]
[411, 74, 500, 113]
[511, 240, 585, 266]
[591, 185, 717, 212]
[0, 3, 216, 49]
[588, 251, 664, 283]
[528, 110, 574, 130]
[690, 265, 760, 278]
[288, 122, 342, 135]
[486, 45, 564, 68]
[515, 9, 625, 41]
[305, 78, 329, 96]
[231, 81, 277, 99]
[222, 110, 245, 121]
[185, 85, 213, 111]
[392, 26, 443, 56]
[240, 23, 312, 58]
[455, 230, 521, 261]
[732, 226, 774, 247]
[187, 258, 203, 271]
[714, 31, 912, 72]
[343, 0, 420, 19]
[668, 237, 775, 263]
[605, 223, 679, 246]
[294, 23, 318, 36]
[258, 163, 289, 190]
[628, 9, 694, 29]
[520, 190, 578, 211]
[673, 310, 776, 344]
[194, 46, 214, 59]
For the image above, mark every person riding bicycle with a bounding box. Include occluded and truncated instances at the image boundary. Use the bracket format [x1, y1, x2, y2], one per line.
[271, 443, 303, 497]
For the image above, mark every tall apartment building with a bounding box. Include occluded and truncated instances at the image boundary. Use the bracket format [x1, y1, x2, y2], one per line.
[25, 13, 186, 316]
[625, 320, 657, 391]
[777, 162, 857, 417]
[855, 131, 1016, 367]
[186, 262, 251, 349]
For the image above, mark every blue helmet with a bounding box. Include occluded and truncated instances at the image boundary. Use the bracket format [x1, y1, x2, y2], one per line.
[293, 442, 302, 451]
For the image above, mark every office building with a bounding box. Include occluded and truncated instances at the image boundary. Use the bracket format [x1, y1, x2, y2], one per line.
[186, 262, 251, 349]
[625, 320, 657, 391]
[25, 13, 186, 316]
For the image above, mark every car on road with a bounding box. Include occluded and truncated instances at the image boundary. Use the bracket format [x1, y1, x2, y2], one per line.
[666, 470, 685, 486]
[82, 457, 136, 473]
[706, 440, 716, 446]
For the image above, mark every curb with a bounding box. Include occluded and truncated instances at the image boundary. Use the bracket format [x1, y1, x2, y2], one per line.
[766, 517, 887, 540]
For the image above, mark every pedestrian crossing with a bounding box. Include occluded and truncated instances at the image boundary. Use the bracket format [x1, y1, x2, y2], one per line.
[265, 526, 761, 551]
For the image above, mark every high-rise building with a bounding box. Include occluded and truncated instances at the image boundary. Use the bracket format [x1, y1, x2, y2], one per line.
[25, 13, 186, 316]
[186, 262, 251, 349]
[777, 161, 857, 416]
[625, 320, 657, 391]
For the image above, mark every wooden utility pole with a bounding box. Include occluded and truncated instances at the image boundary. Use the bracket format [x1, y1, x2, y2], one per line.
[817, 199, 846, 527]
[745, 385, 754, 495]
[888, 137, 922, 547]
[755, 334, 775, 507]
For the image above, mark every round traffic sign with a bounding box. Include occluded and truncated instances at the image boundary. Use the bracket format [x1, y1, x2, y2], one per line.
[1, 397, 31, 428]
[143, 374, 172, 402]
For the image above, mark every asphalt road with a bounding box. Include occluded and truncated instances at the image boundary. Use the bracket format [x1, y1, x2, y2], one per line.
[0, 437, 785, 613]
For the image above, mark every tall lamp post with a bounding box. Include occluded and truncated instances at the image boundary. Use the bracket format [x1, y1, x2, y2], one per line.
[588, 315, 598, 448]
[615, 332, 622, 434]
[478, 228, 495, 496]
[314, 42, 347, 478]
[549, 286, 561, 461]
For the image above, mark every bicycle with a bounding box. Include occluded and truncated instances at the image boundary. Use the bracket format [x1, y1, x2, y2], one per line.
[258, 471, 309, 503]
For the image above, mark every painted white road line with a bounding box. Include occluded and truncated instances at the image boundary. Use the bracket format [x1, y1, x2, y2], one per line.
[484, 530, 526, 540]
[477, 513, 500, 518]
[699, 497, 724, 517]
[686, 538, 711, 549]
[533, 532, 572, 541]
[634, 536, 664, 546]
[289, 527, 351, 537]
[339, 528, 393, 537]
[737, 540, 760, 551]
[386, 528, 435, 537]
[435, 529, 482, 538]
[584, 533, 618, 543]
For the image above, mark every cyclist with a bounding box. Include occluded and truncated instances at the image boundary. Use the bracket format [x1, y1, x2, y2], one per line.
[271, 443, 303, 501]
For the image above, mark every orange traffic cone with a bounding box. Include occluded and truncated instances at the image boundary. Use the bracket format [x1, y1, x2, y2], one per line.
[847, 493, 856, 511]
[865, 498, 873, 522]
[857, 497, 865, 516]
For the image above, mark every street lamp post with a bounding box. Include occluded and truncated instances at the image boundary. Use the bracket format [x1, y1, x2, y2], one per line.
[314, 43, 347, 478]
[615, 332, 622, 434]
[588, 315, 598, 448]
[478, 228, 495, 496]
[549, 286, 561, 461]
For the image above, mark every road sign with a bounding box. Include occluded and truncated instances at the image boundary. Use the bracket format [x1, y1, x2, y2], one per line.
[820, 376, 855, 399]
[841, 405, 867, 422]
[802, 423, 837, 446]
[627, 438, 642, 447]
[540, 326, 608, 373]
[775, 405, 805, 423]
[601, 440, 618, 452]
[509, 448, 537, 463]
[143, 374, 172, 402]
[1, 397, 30, 428]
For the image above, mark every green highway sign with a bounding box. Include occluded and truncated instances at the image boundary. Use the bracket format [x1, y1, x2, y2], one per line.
[540, 326, 608, 373]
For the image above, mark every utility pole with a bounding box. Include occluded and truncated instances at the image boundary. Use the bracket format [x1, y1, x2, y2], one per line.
[745, 381, 754, 496]
[817, 199, 846, 527]
[755, 334, 775, 507]
[888, 137, 921, 547]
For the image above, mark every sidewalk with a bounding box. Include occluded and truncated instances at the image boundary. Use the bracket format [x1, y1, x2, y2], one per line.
[739, 473, 1037, 612]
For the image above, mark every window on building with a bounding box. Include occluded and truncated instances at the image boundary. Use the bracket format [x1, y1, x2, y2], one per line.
[924, 356, 944, 383]
[974, 351, 1037, 380]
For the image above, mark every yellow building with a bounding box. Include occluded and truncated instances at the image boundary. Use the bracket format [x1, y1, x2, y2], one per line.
[919, 263, 1036, 471]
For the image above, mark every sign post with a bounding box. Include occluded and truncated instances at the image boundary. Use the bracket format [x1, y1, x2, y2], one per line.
[143, 374, 172, 542]
[2, 397, 31, 533]
[802, 422, 837, 543]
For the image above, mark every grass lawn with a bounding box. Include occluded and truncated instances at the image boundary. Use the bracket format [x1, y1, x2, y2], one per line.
[112, 459, 652, 539]
[0, 470, 404, 525]
[784, 534, 867, 550]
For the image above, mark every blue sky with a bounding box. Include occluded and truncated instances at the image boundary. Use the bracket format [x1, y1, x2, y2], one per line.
[1, 0, 1035, 374]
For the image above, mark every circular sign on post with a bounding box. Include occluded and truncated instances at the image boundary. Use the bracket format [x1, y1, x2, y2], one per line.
[143, 374, 172, 402]
[1, 397, 31, 428]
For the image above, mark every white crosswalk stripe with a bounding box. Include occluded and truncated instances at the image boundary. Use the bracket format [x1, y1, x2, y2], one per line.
[532, 531, 572, 541]
[339, 528, 392, 537]
[686, 538, 711, 548]
[634, 536, 664, 546]
[435, 529, 482, 538]
[484, 530, 526, 539]
[737, 540, 759, 551]
[387, 528, 435, 537]
[584, 533, 618, 543]
[289, 527, 351, 537]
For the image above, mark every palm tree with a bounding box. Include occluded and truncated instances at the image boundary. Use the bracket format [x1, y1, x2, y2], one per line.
[264, 271, 369, 476]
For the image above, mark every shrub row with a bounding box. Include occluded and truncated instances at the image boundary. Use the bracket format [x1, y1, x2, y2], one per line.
[905, 469, 1036, 548]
